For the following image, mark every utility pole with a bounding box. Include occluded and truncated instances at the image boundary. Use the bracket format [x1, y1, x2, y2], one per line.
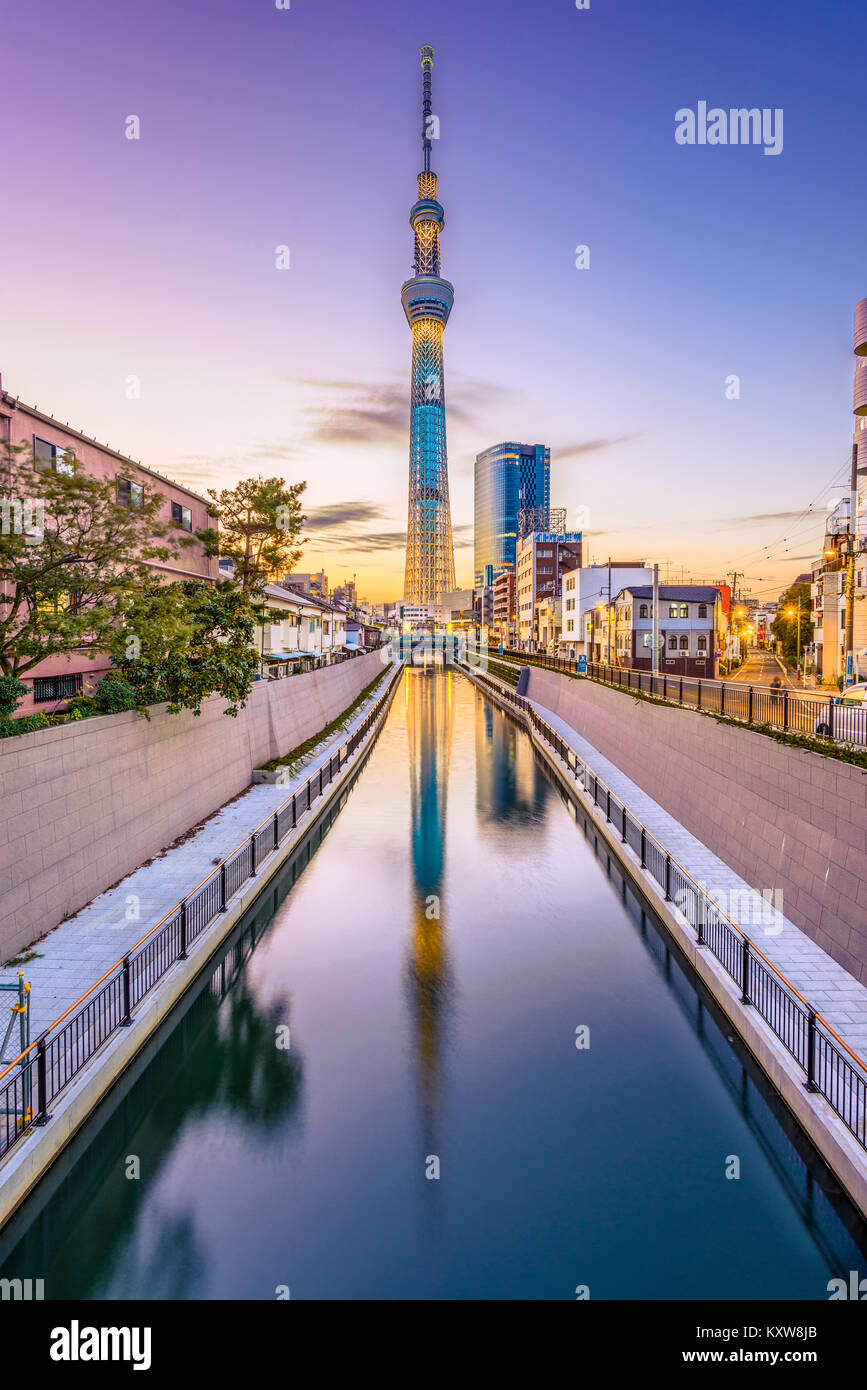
[728, 571, 743, 605]
[652, 562, 660, 675]
[607, 555, 612, 665]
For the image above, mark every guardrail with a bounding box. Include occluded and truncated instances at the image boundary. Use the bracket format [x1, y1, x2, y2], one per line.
[495, 649, 866, 746]
[0, 662, 402, 1163]
[458, 658, 867, 1152]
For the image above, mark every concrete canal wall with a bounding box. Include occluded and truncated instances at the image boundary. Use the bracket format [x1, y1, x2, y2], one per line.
[524, 666, 867, 982]
[461, 663, 867, 1221]
[0, 650, 386, 960]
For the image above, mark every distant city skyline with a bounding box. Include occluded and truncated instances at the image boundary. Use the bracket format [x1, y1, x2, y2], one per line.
[1, 0, 865, 602]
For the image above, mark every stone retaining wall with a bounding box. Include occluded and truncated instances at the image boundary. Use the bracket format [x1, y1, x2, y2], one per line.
[525, 666, 867, 981]
[0, 651, 386, 959]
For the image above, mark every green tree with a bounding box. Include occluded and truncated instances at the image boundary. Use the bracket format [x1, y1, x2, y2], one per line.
[0, 444, 189, 678]
[110, 579, 259, 716]
[770, 581, 813, 669]
[199, 476, 306, 592]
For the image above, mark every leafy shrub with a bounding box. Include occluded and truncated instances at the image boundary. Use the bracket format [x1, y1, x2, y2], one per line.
[0, 675, 29, 719]
[0, 711, 54, 738]
[63, 694, 98, 718]
[93, 674, 141, 714]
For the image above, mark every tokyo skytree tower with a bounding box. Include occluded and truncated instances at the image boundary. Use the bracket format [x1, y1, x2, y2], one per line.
[401, 45, 456, 606]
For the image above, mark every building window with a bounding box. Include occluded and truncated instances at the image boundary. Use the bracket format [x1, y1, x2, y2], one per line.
[679, 636, 688, 649]
[32, 672, 82, 703]
[34, 437, 74, 474]
[668, 635, 677, 650]
[698, 603, 707, 618]
[642, 633, 652, 647]
[171, 501, 192, 531]
[639, 603, 648, 618]
[117, 476, 144, 509]
[669, 604, 678, 618]
[697, 635, 707, 651]
[680, 604, 688, 618]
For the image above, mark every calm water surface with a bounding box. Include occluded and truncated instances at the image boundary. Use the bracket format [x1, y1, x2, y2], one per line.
[3, 667, 865, 1299]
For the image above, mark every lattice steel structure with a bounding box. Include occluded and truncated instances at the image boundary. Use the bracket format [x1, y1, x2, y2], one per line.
[402, 45, 456, 606]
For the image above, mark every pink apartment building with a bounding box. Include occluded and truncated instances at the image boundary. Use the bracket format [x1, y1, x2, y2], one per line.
[0, 373, 217, 712]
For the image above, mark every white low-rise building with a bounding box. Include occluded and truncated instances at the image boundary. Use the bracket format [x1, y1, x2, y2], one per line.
[560, 563, 652, 660]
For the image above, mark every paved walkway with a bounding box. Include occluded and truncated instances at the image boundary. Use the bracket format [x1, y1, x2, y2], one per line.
[529, 696, 867, 1060]
[0, 664, 398, 1045]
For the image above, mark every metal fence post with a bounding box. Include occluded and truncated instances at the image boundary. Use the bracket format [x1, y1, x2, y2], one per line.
[621, 806, 627, 843]
[740, 938, 751, 1005]
[121, 956, 132, 1026]
[664, 855, 671, 900]
[250, 833, 257, 877]
[179, 901, 188, 960]
[805, 1011, 819, 1092]
[273, 812, 279, 849]
[720, 683, 725, 716]
[220, 863, 227, 911]
[606, 788, 611, 823]
[679, 676, 683, 703]
[748, 685, 753, 722]
[783, 689, 789, 732]
[640, 827, 646, 868]
[34, 1033, 51, 1125]
[697, 680, 702, 709]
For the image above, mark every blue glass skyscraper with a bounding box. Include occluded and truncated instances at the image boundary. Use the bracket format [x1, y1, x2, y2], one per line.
[473, 443, 550, 589]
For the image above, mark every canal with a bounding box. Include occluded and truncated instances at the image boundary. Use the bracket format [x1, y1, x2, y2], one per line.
[1, 666, 865, 1299]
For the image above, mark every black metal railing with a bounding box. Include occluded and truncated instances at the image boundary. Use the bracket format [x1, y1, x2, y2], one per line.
[0, 662, 402, 1162]
[495, 649, 866, 747]
[457, 657, 867, 1152]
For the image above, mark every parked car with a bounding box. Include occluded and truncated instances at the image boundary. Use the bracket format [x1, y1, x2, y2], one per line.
[814, 681, 867, 743]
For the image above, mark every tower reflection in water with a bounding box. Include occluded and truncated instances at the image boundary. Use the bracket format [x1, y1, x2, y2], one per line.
[474, 696, 547, 827]
[404, 664, 455, 1149]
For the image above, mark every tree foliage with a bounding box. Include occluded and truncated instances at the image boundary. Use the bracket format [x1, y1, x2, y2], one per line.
[199, 476, 306, 592]
[770, 581, 813, 668]
[0, 444, 191, 677]
[110, 579, 259, 716]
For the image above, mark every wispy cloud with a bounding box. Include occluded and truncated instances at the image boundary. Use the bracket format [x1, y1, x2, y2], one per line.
[725, 509, 822, 525]
[554, 434, 639, 461]
[294, 374, 514, 448]
[302, 503, 472, 555]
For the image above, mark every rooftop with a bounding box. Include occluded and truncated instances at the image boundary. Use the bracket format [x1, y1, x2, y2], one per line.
[1, 377, 214, 510]
[621, 585, 720, 602]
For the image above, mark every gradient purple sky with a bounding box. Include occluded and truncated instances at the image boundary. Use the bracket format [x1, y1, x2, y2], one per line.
[2, 0, 865, 602]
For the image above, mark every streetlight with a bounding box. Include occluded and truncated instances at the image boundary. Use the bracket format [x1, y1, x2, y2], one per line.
[786, 600, 803, 685]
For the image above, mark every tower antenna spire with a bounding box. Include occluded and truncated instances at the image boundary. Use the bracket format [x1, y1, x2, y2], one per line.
[421, 44, 434, 173]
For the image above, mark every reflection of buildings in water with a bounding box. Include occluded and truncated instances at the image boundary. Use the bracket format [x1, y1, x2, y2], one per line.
[473, 693, 547, 826]
[405, 668, 455, 1142]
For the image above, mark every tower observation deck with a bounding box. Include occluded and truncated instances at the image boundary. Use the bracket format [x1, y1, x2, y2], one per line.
[402, 44, 456, 607]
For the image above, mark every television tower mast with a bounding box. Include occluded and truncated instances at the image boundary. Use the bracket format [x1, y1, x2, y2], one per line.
[402, 45, 456, 607]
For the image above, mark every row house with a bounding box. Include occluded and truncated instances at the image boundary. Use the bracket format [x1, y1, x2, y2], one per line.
[613, 585, 722, 677]
[254, 584, 349, 676]
[0, 373, 216, 711]
[345, 619, 383, 651]
[534, 595, 561, 651]
[492, 570, 517, 646]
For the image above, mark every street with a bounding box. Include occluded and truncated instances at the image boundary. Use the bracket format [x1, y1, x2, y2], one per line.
[726, 648, 814, 694]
